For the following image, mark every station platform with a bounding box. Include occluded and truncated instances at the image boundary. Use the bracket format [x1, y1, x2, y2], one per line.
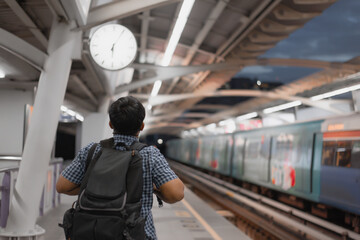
[36, 187, 248, 240]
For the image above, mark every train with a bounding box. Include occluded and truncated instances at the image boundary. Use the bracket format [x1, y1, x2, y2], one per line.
[166, 114, 360, 231]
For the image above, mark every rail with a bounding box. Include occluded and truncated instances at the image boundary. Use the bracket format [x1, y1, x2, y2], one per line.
[170, 160, 360, 240]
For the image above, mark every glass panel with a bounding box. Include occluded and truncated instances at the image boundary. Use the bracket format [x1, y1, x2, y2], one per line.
[351, 141, 360, 168]
[232, 135, 245, 178]
[244, 135, 270, 182]
[322, 141, 336, 166]
[335, 141, 352, 168]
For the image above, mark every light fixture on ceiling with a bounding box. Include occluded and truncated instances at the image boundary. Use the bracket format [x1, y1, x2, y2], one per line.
[236, 112, 258, 122]
[263, 101, 302, 114]
[60, 105, 84, 122]
[310, 83, 360, 101]
[148, 0, 195, 107]
[0, 69, 5, 78]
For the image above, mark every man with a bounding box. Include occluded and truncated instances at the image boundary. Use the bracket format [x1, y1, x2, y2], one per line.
[56, 96, 184, 240]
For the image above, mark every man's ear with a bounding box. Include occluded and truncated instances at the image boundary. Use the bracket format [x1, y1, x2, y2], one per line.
[140, 122, 144, 131]
[109, 121, 113, 129]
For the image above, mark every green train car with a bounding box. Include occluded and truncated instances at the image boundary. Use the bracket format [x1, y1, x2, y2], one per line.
[167, 115, 360, 227]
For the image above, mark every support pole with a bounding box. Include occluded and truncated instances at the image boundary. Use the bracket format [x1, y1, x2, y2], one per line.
[0, 20, 80, 237]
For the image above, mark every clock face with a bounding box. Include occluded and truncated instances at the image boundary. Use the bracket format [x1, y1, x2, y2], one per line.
[89, 24, 137, 70]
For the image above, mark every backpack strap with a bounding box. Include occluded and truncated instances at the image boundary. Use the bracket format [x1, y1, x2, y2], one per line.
[129, 142, 163, 207]
[129, 142, 147, 151]
[85, 143, 98, 171]
[100, 138, 115, 149]
[80, 143, 101, 194]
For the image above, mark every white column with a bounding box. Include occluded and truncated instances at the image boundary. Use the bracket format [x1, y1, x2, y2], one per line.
[3, 20, 80, 235]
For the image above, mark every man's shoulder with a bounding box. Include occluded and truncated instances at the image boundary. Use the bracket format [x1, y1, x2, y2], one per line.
[139, 145, 158, 153]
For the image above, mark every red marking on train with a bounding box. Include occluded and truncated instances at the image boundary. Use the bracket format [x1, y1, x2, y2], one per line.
[210, 160, 218, 169]
[323, 130, 360, 139]
[290, 167, 296, 187]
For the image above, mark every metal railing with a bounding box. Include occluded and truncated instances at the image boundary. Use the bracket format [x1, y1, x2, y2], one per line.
[0, 157, 63, 228]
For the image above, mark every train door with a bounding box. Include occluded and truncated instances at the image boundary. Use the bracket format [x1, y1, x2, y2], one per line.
[231, 134, 246, 179]
[320, 131, 360, 214]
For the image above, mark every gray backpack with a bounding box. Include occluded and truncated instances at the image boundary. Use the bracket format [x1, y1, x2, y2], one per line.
[60, 138, 147, 240]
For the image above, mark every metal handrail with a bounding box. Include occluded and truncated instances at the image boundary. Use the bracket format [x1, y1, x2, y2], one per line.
[0, 156, 21, 161]
[0, 167, 19, 173]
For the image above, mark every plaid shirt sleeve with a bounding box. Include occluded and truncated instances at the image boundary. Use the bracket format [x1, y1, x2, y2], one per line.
[61, 142, 97, 185]
[150, 146, 178, 188]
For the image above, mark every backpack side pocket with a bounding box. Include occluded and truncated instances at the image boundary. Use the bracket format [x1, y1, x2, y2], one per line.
[59, 208, 75, 239]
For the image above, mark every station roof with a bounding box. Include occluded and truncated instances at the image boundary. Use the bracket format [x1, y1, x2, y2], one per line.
[1, 0, 360, 136]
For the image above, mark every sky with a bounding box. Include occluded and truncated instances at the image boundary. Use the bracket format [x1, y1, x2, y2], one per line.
[235, 0, 360, 84]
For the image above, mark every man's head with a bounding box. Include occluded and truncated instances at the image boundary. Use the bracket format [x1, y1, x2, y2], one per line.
[108, 96, 145, 136]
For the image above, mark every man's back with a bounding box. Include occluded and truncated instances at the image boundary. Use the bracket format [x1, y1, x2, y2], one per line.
[59, 134, 181, 239]
[57, 96, 184, 240]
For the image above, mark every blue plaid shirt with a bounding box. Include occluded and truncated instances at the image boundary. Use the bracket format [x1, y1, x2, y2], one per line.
[61, 134, 178, 240]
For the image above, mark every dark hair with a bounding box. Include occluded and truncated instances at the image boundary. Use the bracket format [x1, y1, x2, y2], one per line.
[108, 96, 145, 136]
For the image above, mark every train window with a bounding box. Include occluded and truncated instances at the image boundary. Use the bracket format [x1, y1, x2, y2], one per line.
[322, 141, 336, 166]
[351, 141, 360, 168]
[335, 141, 352, 168]
[273, 134, 295, 163]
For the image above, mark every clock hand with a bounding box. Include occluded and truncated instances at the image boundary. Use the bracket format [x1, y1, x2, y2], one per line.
[110, 29, 125, 56]
[115, 29, 125, 43]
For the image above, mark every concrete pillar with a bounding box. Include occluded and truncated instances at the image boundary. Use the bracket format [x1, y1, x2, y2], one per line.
[1, 20, 80, 237]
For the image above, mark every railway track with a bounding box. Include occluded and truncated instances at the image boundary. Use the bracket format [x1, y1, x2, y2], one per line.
[169, 160, 360, 240]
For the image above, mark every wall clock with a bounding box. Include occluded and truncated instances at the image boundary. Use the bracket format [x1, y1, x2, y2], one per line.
[89, 24, 137, 70]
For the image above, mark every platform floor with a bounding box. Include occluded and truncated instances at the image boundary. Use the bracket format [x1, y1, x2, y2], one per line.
[37, 187, 249, 240]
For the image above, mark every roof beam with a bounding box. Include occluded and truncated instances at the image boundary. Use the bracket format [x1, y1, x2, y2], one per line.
[4, 0, 48, 48]
[133, 33, 223, 59]
[79, 0, 181, 31]
[65, 92, 97, 112]
[133, 89, 346, 114]
[191, 104, 229, 110]
[82, 52, 105, 94]
[70, 74, 98, 105]
[165, 0, 229, 94]
[186, 0, 280, 91]
[0, 28, 47, 71]
[115, 62, 240, 94]
[119, 58, 360, 94]
[138, 11, 152, 63]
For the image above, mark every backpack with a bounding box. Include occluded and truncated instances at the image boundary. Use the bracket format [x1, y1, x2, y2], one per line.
[59, 138, 147, 240]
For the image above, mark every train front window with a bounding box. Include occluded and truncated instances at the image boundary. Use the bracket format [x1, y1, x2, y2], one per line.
[322, 140, 357, 168]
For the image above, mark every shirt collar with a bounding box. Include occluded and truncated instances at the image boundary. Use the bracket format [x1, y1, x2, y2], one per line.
[113, 134, 138, 146]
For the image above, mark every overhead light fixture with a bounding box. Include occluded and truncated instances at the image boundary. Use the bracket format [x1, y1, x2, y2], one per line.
[161, 0, 195, 66]
[218, 119, 236, 133]
[263, 101, 302, 114]
[75, 114, 84, 122]
[0, 69, 5, 78]
[205, 123, 216, 131]
[60, 105, 84, 122]
[310, 83, 360, 101]
[149, 0, 195, 98]
[151, 80, 162, 96]
[236, 112, 258, 122]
